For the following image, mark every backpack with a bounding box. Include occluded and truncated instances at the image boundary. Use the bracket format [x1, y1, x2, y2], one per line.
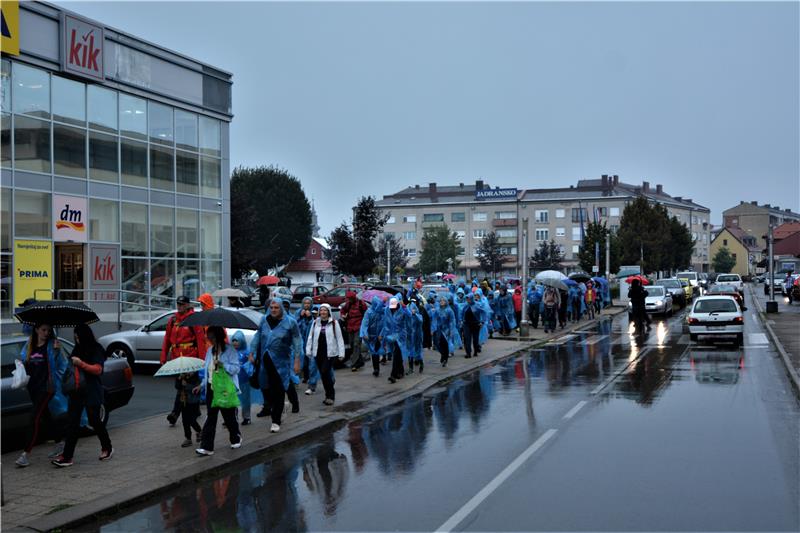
[544, 288, 557, 306]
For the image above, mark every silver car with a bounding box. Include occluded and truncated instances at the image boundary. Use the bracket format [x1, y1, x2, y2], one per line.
[98, 308, 262, 366]
[628, 285, 673, 318]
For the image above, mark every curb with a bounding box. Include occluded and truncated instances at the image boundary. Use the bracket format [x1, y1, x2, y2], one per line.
[22, 308, 626, 531]
[749, 285, 800, 398]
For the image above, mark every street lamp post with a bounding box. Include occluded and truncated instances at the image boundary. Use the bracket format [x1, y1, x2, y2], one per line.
[519, 219, 529, 337]
[767, 224, 778, 313]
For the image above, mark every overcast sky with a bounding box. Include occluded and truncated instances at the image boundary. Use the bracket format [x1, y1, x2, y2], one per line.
[63, 1, 799, 235]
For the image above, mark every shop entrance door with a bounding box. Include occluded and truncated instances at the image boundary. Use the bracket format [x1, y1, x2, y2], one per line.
[55, 244, 85, 300]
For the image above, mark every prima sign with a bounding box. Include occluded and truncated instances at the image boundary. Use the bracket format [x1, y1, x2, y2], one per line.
[62, 14, 104, 81]
[475, 188, 518, 200]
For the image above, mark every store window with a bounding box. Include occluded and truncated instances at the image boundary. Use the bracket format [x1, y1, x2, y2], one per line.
[176, 260, 200, 300]
[121, 138, 148, 187]
[199, 116, 220, 157]
[176, 209, 198, 259]
[14, 115, 50, 173]
[89, 131, 118, 182]
[1, 113, 10, 168]
[12, 63, 49, 119]
[201, 156, 221, 198]
[150, 257, 175, 306]
[201, 212, 222, 260]
[14, 190, 50, 238]
[119, 94, 147, 139]
[177, 151, 199, 195]
[151, 207, 174, 257]
[201, 260, 222, 293]
[89, 199, 119, 242]
[52, 76, 85, 126]
[88, 86, 117, 133]
[451, 212, 465, 223]
[1, 188, 10, 252]
[149, 102, 173, 145]
[53, 124, 86, 178]
[121, 258, 148, 309]
[150, 144, 174, 191]
[175, 110, 198, 151]
[121, 202, 148, 256]
[1, 59, 10, 112]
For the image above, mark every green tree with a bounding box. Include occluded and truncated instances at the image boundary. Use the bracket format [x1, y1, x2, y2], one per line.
[578, 222, 620, 275]
[667, 216, 695, 272]
[325, 196, 388, 277]
[529, 239, 564, 272]
[418, 224, 460, 274]
[230, 166, 312, 277]
[326, 223, 357, 276]
[617, 197, 672, 274]
[476, 231, 507, 278]
[377, 234, 408, 274]
[712, 246, 737, 273]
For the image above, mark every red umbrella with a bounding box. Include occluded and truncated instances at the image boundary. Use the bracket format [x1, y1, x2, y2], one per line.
[257, 275, 280, 286]
[442, 274, 456, 281]
[625, 275, 650, 285]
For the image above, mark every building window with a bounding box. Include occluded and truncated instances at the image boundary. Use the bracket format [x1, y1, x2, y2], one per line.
[403, 215, 416, 223]
[571, 208, 588, 223]
[473, 247, 480, 257]
[176, 209, 199, 259]
[311, 248, 317, 255]
[150, 144, 174, 191]
[1, 59, 10, 113]
[52, 75, 85, 127]
[572, 245, 580, 255]
[610, 207, 620, 217]
[121, 203, 148, 256]
[451, 212, 465, 222]
[692, 232, 698, 241]
[535, 210, 548, 223]
[402, 231, 416, 240]
[596, 207, 608, 217]
[535, 228, 549, 241]
[610, 224, 619, 233]
[473, 229, 487, 239]
[121, 138, 148, 188]
[14, 115, 51, 173]
[13, 63, 50, 119]
[14, 190, 50, 238]
[702, 234, 707, 243]
[200, 156, 221, 198]
[89, 131, 118, 182]
[386, 216, 395, 224]
[455, 230, 466, 240]
[499, 246, 517, 255]
[1, 187, 10, 253]
[175, 110, 198, 151]
[176, 260, 200, 300]
[495, 211, 516, 219]
[150, 207, 175, 258]
[732, 253, 737, 261]
[456, 246, 465, 256]
[89, 199, 119, 242]
[423, 213, 444, 223]
[176, 151, 199, 195]
[555, 209, 565, 219]
[150, 257, 175, 307]
[1, 113, 9, 168]
[404, 248, 417, 257]
[119, 94, 147, 140]
[384, 232, 395, 240]
[199, 116, 221, 157]
[572, 227, 582, 241]
[88, 85, 117, 133]
[555, 227, 565, 237]
[497, 229, 517, 238]
[121, 258, 148, 301]
[53, 124, 86, 178]
[149, 102, 173, 146]
[723, 239, 728, 246]
[201, 212, 222, 260]
[473, 212, 487, 222]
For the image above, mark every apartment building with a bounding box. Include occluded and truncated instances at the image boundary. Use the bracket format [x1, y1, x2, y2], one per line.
[723, 201, 800, 250]
[375, 175, 712, 277]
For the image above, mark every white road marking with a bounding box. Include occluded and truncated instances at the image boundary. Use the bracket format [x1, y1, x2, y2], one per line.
[591, 347, 653, 395]
[747, 333, 769, 346]
[562, 400, 588, 420]
[545, 334, 576, 345]
[434, 429, 558, 533]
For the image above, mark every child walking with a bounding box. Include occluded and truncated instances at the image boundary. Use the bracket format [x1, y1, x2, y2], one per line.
[178, 371, 202, 447]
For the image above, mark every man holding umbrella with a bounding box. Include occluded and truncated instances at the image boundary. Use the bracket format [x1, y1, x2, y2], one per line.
[161, 296, 207, 426]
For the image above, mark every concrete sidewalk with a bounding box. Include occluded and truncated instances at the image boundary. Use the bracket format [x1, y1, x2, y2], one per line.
[751, 286, 800, 394]
[1, 306, 623, 532]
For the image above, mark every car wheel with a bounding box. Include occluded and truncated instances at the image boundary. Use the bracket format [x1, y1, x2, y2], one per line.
[109, 343, 135, 369]
[690, 333, 698, 342]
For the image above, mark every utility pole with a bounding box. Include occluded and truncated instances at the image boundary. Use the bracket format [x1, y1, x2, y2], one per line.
[605, 231, 611, 279]
[519, 219, 529, 337]
[767, 224, 778, 313]
[387, 242, 391, 285]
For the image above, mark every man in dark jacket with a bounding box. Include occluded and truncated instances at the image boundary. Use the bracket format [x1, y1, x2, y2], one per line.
[628, 279, 652, 330]
[341, 291, 367, 371]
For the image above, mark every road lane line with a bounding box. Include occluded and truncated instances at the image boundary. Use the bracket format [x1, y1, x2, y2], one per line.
[747, 333, 768, 346]
[562, 400, 587, 420]
[434, 429, 558, 533]
[545, 334, 576, 345]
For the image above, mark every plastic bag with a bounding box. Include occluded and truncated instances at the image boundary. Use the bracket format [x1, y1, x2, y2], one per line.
[12, 360, 29, 389]
[211, 367, 240, 409]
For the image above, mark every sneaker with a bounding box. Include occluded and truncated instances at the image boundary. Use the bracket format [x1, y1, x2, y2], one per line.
[51, 455, 73, 468]
[351, 366, 360, 372]
[181, 439, 193, 448]
[48, 442, 65, 459]
[323, 398, 334, 406]
[99, 448, 113, 461]
[231, 436, 243, 449]
[15, 452, 30, 468]
[270, 423, 280, 433]
[304, 388, 315, 395]
[195, 448, 214, 456]
[241, 418, 251, 426]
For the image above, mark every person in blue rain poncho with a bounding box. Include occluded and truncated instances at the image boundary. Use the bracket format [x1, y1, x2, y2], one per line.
[280, 299, 301, 414]
[496, 287, 517, 335]
[425, 291, 439, 342]
[295, 297, 315, 383]
[473, 291, 492, 345]
[527, 283, 543, 329]
[486, 291, 499, 337]
[231, 330, 256, 426]
[359, 296, 386, 377]
[461, 293, 486, 358]
[249, 298, 302, 433]
[381, 298, 411, 384]
[432, 295, 458, 367]
[568, 284, 585, 322]
[406, 300, 424, 373]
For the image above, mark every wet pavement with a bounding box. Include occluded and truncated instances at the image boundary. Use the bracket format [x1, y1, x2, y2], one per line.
[94, 306, 800, 532]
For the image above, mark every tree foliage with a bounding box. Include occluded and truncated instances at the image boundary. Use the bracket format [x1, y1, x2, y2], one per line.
[668, 216, 695, 271]
[530, 239, 564, 272]
[377, 234, 408, 274]
[578, 222, 620, 275]
[418, 225, 461, 274]
[324, 196, 388, 277]
[712, 246, 737, 273]
[476, 231, 508, 278]
[230, 166, 312, 277]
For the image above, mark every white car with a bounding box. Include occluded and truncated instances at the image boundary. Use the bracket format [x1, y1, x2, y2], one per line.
[628, 285, 673, 317]
[687, 296, 744, 346]
[715, 273, 743, 294]
[98, 308, 262, 366]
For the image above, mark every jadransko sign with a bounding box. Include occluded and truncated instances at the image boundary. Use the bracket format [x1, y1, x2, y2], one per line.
[475, 188, 518, 200]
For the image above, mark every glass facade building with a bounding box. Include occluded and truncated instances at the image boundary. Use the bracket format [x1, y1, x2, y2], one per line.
[1, 2, 232, 317]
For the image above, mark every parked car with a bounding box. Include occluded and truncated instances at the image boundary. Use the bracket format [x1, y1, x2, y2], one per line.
[676, 271, 700, 295]
[292, 284, 328, 303]
[1, 335, 135, 452]
[313, 285, 365, 308]
[714, 273, 743, 294]
[98, 308, 261, 366]
[706, 284, 745, 308]
[763, 274, 785, 295]
[687, 295, 745, 346]
[628, 285, 673, 318]
[653, 279, 687, 308]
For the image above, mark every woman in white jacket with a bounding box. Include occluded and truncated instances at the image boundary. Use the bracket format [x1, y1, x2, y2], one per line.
[305, 304, 345, 405]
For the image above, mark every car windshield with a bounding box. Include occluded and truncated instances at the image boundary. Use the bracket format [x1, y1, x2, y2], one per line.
[645, 286, 665, 297]
[657, 280, 680, 288]
[710, 285, 737, 293]
[677, 272, 697, 280]
[717, 275, 739, 282]
[694, 299, 738, 313]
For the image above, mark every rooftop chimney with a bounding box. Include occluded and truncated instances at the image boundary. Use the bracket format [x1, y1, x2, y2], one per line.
[429, 182, 437, 194]
[642, 181, 650, 193]
[764, 204, 771, 208]
[601, 175, 609, 188]
[459, 182, 464, 188]
[612, 175, 619, 185]
[674, 196, 683, 201]
[415, 184, 420, 190]
[685, 198, 693, 203]
[475, 179, 484, 191]
[751, 201, 757, 205]
[656, 184, 663, 195]
[786, 208, 792, 213]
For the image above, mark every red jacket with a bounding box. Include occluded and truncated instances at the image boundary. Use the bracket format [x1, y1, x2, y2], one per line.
[160, 309, 207, 364]
[341, 292, 367, 332]
[512, 289, 523, 312]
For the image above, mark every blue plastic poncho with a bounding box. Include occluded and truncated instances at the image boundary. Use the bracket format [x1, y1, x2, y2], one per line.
[381, 301, 411, 361]
[231, 330, 253, 383]
[432, 298, 459, 354]
[295, 297, 315, 352]
[473, 293, 491, 344]
[359, 296, 386, 356]
[249, 298, 302, 390]
[20, 338, 68, 417]
[406, 302, 424, 361]
[497, 289, 517, 329]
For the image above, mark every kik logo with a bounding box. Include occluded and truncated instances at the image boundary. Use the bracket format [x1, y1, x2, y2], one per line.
[94, 253, 116, 282]
[68, 27, 100, 73]
[56, 203, 85, 232]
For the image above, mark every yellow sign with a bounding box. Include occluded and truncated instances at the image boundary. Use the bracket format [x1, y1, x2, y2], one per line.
[14, 239, 52, 305]
[1, 1, 20, 56]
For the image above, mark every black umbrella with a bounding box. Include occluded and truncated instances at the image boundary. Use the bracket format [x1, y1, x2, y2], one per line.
[181, 307, 259, 329]
[569, 271, 592, 283]
[15, 300, 99, 327]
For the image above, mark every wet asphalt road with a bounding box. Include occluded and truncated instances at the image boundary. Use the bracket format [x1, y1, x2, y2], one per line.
[95, 301, 799, 532]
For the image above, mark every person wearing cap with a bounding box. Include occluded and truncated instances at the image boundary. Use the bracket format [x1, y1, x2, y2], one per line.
[161, 296, 207, 427]
[381, 298, 410, 383]
[305, 303, 345, 405]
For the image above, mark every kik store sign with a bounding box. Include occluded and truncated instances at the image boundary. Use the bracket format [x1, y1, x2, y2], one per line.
[62, 14, 104, 81]
[53, 195, 87, 243]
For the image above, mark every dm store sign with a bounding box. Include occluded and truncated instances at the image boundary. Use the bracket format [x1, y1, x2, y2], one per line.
[53, 195, 87, 243]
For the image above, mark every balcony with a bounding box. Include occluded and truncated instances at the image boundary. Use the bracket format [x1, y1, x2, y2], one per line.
[493, 218, 517, 227]
[497, 236, 517, 245]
